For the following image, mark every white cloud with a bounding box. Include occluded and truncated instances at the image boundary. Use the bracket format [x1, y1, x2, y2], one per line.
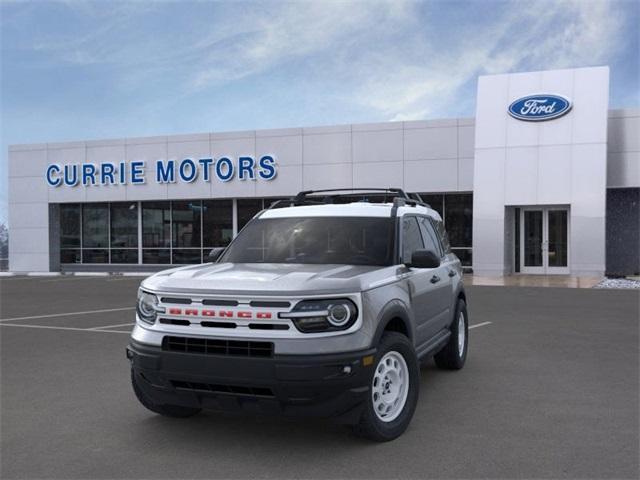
[189, 1, 414, 89]
[7, 0, 630, 121]
[349, 0, 626, 121]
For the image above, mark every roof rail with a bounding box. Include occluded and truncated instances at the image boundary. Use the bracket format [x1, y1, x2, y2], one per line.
[265, 188, 432, 212]
[295, 187, 410, 203]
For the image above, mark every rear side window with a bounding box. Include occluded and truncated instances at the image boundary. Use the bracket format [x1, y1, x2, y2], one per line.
[433, 219, 451, 254]
[418, 217, 443, 258]
[402, 217, 425, 263]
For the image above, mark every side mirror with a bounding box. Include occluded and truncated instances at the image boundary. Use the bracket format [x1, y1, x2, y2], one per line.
[208, 247, 226, 262]
[408, 249, 440, 269]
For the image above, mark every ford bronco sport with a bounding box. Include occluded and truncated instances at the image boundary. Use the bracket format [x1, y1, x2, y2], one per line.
[127, 188, 469, 441]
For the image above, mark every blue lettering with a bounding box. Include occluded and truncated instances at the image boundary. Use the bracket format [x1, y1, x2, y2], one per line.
[198, 158, 213, 182]
[179, 158, 197, 182]
[46, 164, 61, 187]
[156, 160, 175, 183]
[82, 164, 97, 186]
[238, 156, 255, 180]
[101, 162, 115, 185]
[130, 161, 145, 184]
[119, 161, 127, 184]
[215, 157, 234, 182]
[64, 164, 79, 186]
[258, 155, 276, 180]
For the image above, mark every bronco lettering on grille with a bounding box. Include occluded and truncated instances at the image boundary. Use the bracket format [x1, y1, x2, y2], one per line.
[166, 308, 272, 319]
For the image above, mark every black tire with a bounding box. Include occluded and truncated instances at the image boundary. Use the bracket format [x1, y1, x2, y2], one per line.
[131, 369, 201, 418]
[353, 332, 419, 442]
[434, 299, 468, 370]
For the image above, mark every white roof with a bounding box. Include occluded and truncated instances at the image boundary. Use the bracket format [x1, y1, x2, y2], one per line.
[259, 202, 443, 221]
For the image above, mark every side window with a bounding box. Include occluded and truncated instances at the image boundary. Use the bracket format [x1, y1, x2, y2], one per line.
[402, 217, 425, 263]
[433, 219, 452, 254]
[418, 217, 443, 257]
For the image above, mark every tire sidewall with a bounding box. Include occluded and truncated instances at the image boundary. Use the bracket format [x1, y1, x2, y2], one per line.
[454, 300, 469, 365]
[362, 332, 419, 441]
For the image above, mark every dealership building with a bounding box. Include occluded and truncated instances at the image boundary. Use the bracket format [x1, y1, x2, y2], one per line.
[7, 66, 640, 276]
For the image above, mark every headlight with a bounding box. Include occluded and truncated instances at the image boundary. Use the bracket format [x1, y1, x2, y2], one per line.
[136, 290, 163, 325]
[280, 298, 358, 333]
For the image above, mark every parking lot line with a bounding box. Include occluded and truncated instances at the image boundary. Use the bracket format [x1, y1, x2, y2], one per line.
[469, 321, 492, 329]
[41, 276, 111, 283]
[0, 307, 135, 323]
[0, 323, 131, 334]
[89, 322, 135, 330]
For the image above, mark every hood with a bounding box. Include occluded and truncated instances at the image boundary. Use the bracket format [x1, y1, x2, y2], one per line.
[142, 262, 398, 296]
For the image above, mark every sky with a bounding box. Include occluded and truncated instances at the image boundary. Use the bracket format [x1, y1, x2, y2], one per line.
[1, 0, 638, 226]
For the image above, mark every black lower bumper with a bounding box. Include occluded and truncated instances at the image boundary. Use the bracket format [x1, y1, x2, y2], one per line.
[127, 340, 376, 423]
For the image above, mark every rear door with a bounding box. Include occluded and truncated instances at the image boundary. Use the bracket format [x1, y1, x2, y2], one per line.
[400, 216, 444, 348]
[417, 216, 453, 332]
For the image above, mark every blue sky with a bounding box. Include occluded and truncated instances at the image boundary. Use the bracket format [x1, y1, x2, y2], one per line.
[1, 0, 638, 225]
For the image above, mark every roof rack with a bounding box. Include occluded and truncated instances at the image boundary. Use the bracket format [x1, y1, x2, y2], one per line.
[266, 188, 432, 211]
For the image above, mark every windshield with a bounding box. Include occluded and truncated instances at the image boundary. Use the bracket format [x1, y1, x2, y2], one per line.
[219, 216, 395, 266]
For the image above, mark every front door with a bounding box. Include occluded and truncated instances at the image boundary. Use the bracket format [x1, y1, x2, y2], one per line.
[520, 207, 569, 274]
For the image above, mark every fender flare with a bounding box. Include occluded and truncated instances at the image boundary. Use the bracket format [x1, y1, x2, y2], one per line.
[371, 299, 414, 348]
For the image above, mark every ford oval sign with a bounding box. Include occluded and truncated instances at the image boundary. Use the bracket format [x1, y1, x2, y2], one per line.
[508, 94, 572, 121]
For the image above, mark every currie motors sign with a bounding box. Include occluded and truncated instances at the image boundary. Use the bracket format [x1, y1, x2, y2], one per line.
[508, 94, 572, 121]
[45, 155, 277, 187]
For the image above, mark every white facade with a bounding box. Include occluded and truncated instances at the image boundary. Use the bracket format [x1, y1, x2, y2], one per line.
[473, 66, 610, 276]
[7, 66, 640, 275]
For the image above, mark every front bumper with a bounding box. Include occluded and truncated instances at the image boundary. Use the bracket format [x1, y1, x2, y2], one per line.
[127, 339, 376, 423]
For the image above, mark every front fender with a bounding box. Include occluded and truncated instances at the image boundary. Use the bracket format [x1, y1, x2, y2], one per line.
[370, 298, 414, 348]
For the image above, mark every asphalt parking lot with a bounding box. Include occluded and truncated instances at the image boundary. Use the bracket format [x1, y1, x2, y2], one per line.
[0, 276, 638, 479]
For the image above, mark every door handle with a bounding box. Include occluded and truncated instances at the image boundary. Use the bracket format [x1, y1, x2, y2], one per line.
[430, 275, 441, 284]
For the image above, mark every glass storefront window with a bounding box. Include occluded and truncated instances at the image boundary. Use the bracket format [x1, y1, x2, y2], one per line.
[60, 204, 81, 248]
[82, 204, 109, 248]
[172, 201, 202, 249]
[142, 202, 171, 248]
[171, 201, 202, 264]
[111, 249, 138, 264]
[82, 249, 109, 264]
[142, 249, 170, 264]
[60, 249, 81, 264]
[263, 197, 287, 208]
[418, 193, 444, 219]
[203, 200, 233, 247]
[452, 248, 472, 267]
[237, 199, 264, 231]
[58, 194, 476, 267]
[417, 192, 472, 267]
[111, 203, 138, 248]
[172, 249, 202, 264]
[444, 194, 473, 248]
[60, 204, 81, 264]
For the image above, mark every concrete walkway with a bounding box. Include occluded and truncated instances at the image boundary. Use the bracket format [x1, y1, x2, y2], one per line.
[465, 274, 602, 288]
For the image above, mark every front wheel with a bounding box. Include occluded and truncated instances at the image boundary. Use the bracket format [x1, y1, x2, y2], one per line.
[434, 299, 468, 370]
[353, 332, 419, 442]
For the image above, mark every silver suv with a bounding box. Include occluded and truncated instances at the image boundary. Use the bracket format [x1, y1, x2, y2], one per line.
[127, 188, 469, 441]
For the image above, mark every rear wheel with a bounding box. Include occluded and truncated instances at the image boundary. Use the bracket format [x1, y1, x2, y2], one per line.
[434, 299, 468, 370]
[131, 369, 201, 418]
[353, 332, 419, 442]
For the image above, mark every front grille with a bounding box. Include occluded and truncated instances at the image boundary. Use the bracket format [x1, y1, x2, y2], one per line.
[202, 299, 239, 306]
[162, 336, 273, 357]
[161, 297, 192, 304]
[171, 380, 274, 397]
[249, 300, 291, 308]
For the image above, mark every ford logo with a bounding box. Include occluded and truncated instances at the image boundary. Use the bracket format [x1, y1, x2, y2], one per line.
[508, 94, 572, 121]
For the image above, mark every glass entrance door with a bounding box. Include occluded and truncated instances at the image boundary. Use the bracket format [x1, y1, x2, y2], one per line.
[519, 207, 569, 274]
[522, 210, 545, 274]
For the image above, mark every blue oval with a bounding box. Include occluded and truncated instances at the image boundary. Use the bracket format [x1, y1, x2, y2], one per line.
[508, 94, 572, 121]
